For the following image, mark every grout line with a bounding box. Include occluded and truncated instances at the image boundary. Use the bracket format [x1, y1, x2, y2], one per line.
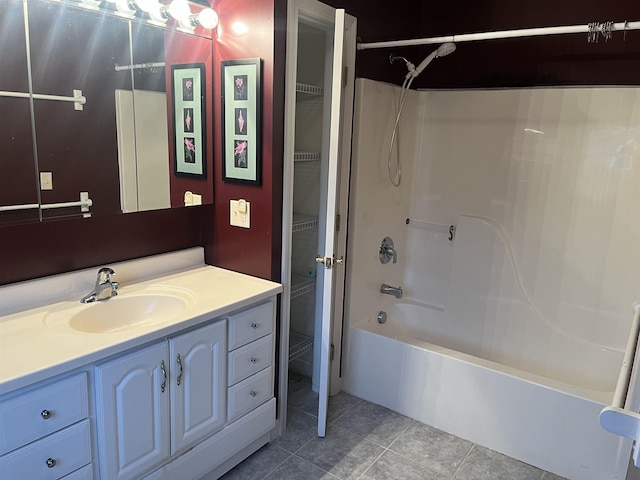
[450, 443, 475, 479]
[354, 448, 387, 480]
[291, 454, 342, 479]
[385, 418, 414, 451]
[328, 396, 363, 426]
[258, 447, 295, 480]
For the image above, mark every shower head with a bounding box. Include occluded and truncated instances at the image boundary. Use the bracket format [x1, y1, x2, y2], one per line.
[411, 42, 456, 78]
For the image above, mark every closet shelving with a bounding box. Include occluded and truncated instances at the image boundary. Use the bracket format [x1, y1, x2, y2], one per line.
[295, 82, 323, 96]
[292, 213, 318, 232]
[291, 274, 316, 299]
[289, 331, 314, 362]
[288, 28, 325, 379]
[294, 152, 320, 162]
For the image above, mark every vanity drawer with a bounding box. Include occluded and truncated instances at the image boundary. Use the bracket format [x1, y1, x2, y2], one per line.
[0, 419, 91, 480]
[228, 334, 273, 386]
[227, 366, 273, 422]
[0, 373, 88, 454]
[60, 464, 93, 480]
[227, 301, 274, 350]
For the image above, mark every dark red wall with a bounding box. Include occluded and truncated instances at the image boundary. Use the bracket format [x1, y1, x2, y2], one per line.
[207, 0, 283, 282]
[327, 0, 640, 89]
[0, 206, 209, 286]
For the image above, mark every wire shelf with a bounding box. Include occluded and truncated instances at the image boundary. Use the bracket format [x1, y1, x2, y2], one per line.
[291, 275, 316, 299]
[294, 152, 320, 162]
[296, 83, 323, 96]
[289, 330, 314, 362]
[292, 213, 318, 232]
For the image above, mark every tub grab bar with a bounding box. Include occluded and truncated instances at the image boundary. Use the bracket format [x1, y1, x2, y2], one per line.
[600, 302, 640, 465]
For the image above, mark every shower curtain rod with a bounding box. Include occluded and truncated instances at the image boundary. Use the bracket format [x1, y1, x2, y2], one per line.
[357, 20, 640, 50]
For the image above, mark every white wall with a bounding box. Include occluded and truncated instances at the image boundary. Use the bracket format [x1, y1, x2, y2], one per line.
[345, 79, 640, 388]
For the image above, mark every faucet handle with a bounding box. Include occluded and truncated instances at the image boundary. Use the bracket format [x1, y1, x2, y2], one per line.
[97, 267, 115, 284]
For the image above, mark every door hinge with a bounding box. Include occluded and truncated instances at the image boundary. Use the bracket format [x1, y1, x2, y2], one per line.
[343, 66, 348, 88]
[336, 213, 341, 232]
[330, 344, 335, 361]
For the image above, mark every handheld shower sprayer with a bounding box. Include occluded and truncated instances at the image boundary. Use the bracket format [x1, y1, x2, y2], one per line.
[387, 42, 456, 187]
[413, 42, 456, 78]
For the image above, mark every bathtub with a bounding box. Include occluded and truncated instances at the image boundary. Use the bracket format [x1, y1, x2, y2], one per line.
[344, 306, 632, 480]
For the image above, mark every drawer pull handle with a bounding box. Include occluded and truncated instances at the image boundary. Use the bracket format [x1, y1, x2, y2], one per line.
[160, 360, 167, 393]
[46, 458, 56, 468]
[176, 353, 183, 386]
[250, 357, 258, 364]
[41, 409, 52, 420]
[250, 390, 258, 397]
[250, 322, 258, 329]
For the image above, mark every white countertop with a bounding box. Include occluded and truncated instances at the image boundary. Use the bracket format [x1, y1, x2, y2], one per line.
[0, 250, 281, 396]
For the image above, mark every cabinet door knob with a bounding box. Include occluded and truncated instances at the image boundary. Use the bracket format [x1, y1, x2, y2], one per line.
[249, 390, 258, 397]
[250, 322, 258, 329]
[250, 357, 258, 364]
[46, 458, 57, 468]
[41, 409, 52, 420]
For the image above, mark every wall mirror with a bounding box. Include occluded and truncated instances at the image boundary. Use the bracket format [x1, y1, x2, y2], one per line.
[0, 0, 214, 226]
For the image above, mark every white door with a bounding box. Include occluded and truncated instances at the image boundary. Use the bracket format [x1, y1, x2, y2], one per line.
[95, 341, 170, 480]
[315, 8, 352, 438]
[169, 320, 227, 454]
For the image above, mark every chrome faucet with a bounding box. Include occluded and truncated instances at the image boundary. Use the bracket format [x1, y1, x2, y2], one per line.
[380, 283, 403, 299]
[81, 267, 119, 303]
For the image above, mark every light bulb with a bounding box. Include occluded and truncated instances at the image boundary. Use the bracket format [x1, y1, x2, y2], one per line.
[231, 21, 248, 36]
[80, 0, 101, 7]
[167, 0, 190, 21]
[135, 0, 158, 13]
[196, 8, 218, 29]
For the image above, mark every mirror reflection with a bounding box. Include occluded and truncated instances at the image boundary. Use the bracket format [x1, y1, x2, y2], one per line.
[0, 0, 213, 226]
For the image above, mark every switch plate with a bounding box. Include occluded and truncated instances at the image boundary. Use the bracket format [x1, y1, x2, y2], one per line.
[230, 199, 250, 228]
[40, 172, 53, 190]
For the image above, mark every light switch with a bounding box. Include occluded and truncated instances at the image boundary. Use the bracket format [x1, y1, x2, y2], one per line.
[40, 172, 53, 190]
[230, 199, 250, 228]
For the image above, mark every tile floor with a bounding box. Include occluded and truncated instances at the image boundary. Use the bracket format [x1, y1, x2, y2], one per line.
[221, 372, 567, 480]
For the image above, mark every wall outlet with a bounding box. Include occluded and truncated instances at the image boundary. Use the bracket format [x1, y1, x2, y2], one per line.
[40, 172, 53, 190]
[230, 199, 250, 228]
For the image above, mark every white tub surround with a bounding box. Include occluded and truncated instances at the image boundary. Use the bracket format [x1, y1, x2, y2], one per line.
[344, 80, 640, 480]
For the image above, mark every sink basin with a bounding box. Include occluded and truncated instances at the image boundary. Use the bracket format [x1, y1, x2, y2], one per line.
[44, 286, 195, 334]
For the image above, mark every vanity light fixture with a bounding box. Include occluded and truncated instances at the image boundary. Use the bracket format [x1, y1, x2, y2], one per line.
[73, 0, 218, 30]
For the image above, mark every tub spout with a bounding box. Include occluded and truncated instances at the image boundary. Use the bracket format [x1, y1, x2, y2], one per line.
[380, 283, 403, 298]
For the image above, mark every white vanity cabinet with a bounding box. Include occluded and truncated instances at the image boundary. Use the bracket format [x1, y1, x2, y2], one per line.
[95, 320, 227, 480]
[0, 251, 282, 480]
[0, 373, 92, 479]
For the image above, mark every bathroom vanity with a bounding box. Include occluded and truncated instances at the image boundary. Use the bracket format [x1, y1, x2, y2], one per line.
[0, 248, 282, 480]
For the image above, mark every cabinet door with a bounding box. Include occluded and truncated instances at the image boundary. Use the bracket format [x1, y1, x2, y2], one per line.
[95, 342, 170, 480]
[169, 320, 227, 454]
